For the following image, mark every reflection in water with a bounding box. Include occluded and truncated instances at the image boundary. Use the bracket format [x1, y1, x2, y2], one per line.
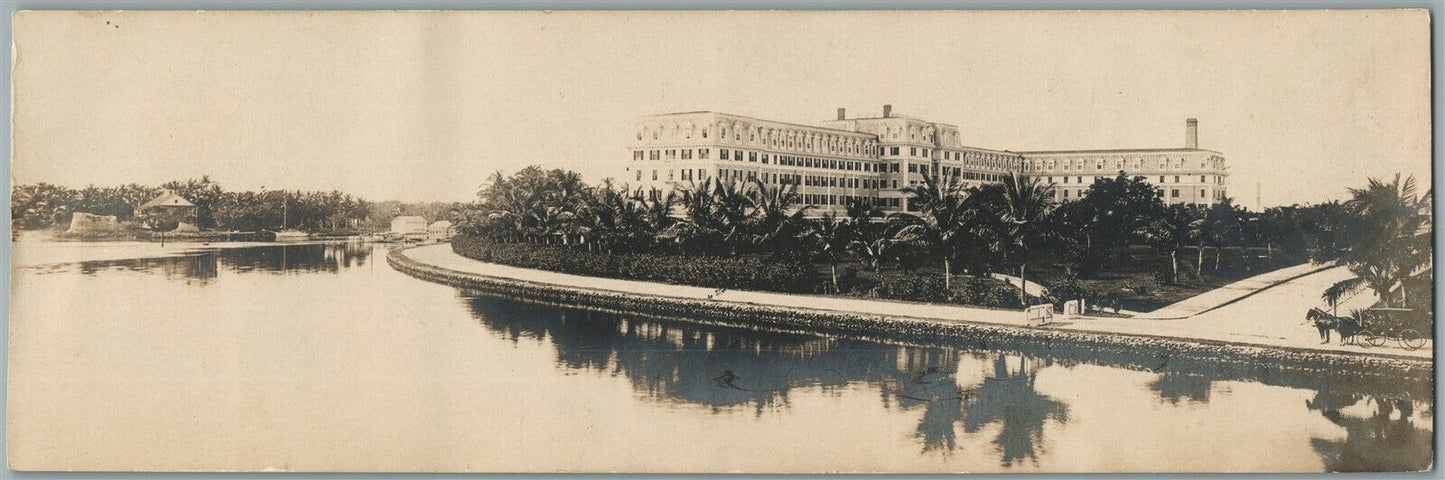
[460, 291, 1431, 471]
[961, 357, 1070, 466]
[1307, 390, 1434, 472]
[1150, 371, 1213, 405]
[12, 242, 1433, 472]
[29, 242, 375, 282]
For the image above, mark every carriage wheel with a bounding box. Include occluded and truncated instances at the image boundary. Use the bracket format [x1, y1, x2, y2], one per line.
[1366, 331, 1388, 348]
[1350, 330, 1374, 348]
[1399, 329, 1426, 350]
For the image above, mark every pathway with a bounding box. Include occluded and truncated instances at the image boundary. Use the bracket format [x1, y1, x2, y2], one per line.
[1072, 263, 1424, 356]
[399, 244, 1431, 359]
[1136, 262, 1331, 319]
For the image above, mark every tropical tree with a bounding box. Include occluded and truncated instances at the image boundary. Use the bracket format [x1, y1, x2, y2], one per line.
[1136, 204, 1204, 284]
[1202, 198, 1245, 271]
[844, 198, 893, 277]
[671, 177, 756, 255]
[1257, 205, 1307, 260]
[745, 178, 812, 253]
[894, 172, 972, 290]
[1042, 200, 1093, 277]
[1322, 174, 1432, 308]
[1076, 173, 1167, 272]
[997, 172, 1056, 305]
[805, 211, 852, 292]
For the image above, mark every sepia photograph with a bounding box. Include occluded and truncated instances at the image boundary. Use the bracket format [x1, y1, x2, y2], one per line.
[6, 8, 1435, 474]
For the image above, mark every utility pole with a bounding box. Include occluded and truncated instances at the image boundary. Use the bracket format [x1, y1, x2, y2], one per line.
[1256, 182, 1262, 211]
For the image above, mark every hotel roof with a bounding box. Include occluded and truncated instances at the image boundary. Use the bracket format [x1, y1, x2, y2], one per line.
[1018, 147, 1223, 155]
[642, 111, 874, 137]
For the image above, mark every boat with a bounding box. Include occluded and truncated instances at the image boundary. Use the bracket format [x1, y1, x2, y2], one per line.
[264, 198, 311, 242]
[268, 230, 311, 242]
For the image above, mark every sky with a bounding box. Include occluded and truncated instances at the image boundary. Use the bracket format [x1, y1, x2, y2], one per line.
[12, 10, 1432, 208]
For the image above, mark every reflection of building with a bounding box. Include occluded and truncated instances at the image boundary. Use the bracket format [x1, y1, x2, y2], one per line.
[427, 220, 456, 241]
[390, 216, 427, 239]
[625, 106, 1228, 215]
[137, 190, 198, 230]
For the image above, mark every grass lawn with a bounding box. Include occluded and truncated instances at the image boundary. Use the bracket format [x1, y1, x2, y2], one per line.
[815, 245, 1305, 313]
[1030, 246, 1303, 312]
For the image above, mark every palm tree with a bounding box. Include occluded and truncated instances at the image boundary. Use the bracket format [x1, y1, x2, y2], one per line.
[843, 198, 892, 278]
[1136, 204, 1204, 284]
[1203, 198, 1244, 271]
[1324, 174, 1432, 308]
[672, 177, 754, 255]
[745, 178, 812, 252]
[806, 211, 851, 292]
[895, 172, 971, 290]
[998, 172, 1055, 306]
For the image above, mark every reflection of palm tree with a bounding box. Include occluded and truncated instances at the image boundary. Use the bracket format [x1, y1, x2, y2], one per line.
[962, 356, 1070, 467]
[462, 296, 930, 414]
[1148, 370, 1212, 404]
[1307, 390, 1433, 472]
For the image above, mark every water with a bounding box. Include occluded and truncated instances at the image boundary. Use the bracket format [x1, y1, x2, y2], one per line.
[8, 242, 1434, 472]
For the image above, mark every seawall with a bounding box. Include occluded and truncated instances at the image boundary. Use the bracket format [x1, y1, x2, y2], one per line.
[388, 246, 1433, 383]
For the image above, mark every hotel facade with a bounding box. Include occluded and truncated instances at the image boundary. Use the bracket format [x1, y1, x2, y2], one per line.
[623, 105, 1228, 215]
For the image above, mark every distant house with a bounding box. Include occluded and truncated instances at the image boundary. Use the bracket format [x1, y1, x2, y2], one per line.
[390, 216, 428, 239]
[137, 191, 197, 231]
[427, 220, 455, 241]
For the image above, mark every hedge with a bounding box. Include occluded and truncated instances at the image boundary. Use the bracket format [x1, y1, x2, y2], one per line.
[452, 234, 817, 293]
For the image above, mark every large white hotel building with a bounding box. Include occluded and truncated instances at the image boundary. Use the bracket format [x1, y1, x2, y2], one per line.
[623, 105, 1228, 215]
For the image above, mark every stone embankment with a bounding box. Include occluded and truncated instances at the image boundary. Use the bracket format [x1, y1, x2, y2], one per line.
[388, 247, 1432, 382]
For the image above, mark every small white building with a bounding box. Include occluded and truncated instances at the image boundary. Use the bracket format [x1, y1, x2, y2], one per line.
[390, 216, 427, 238]
[427, 220, 455, 241]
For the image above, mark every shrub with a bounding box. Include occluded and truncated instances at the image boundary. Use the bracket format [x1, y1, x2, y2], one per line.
[877, 274, 949, 303]
[838, 266, 861, 294]
[1045, 275, 1094, 309]
[1123, 281, 1153, 296]
[1152, 268, 1175, 286]
[452, 235, 816, 293]
[961, 278, 1021, 308]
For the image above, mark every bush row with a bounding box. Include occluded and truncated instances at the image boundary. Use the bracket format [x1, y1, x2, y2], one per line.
[452, 235, 816, 293]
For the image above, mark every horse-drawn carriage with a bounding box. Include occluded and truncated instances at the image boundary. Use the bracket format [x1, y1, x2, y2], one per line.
[1308, 307, 1430, 350]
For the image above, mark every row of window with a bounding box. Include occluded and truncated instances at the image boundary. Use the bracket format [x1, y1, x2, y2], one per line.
[638, 126, 878, 158]
[634, 149, 714, 161]
[1051, 187, 1223, 201]
[879, 146, 1017, 169]
[1042, 174, 1221, 185]
[635, 148, 883, 173]
[635, 167, 885, 190]
[633, 150, 1224, 186]
[1027, 157, 1226, 173]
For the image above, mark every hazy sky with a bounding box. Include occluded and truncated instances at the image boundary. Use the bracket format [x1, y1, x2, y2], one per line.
[13, 10, 1432, 208]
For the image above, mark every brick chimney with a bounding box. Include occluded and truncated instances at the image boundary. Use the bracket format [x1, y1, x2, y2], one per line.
[883, 104, 893, 118]
[836, 107, 846, 120]
[1186, 118, 1198, 149]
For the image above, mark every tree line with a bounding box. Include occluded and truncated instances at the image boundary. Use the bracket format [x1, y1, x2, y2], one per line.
[12, 177, 373, 232]
[458, 166, 1430, 311]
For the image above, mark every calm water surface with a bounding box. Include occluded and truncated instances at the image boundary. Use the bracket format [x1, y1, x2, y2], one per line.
[8, 242, 1433, 472]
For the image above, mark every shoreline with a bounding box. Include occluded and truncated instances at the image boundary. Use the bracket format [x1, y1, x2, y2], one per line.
[387, 245, 1433, 381]
[10, 238, 385, 268]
